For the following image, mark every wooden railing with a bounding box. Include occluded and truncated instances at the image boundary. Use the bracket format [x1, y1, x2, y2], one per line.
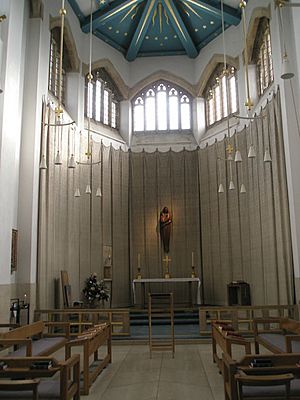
[34, 308, 130, 337]
[199, 305, 298, 336]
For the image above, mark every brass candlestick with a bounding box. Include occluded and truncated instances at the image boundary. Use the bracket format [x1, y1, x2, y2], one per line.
[163, 255, 171, 279]
[136, 267, 142, 279]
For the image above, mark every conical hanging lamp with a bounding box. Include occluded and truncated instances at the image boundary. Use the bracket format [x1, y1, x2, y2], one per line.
[96, 187, 102, 197]
[234, 150, 242, 162]
[248, 144, 256, 158]
[264, 148, 272, 162]
[39, 155, 47, 169]
[240, 183, 246, 193]
[68, 154, 76, 168]
[85, 184, 92, 194]
[229, 180, 235, 190]
[74, 188, 81, 197]
[55, 150, 62, 165]
[281, 53, 294, 80]
[218, 183, 225, 193]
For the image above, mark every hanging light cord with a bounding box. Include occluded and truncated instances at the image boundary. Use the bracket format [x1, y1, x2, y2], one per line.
[58, 0, 66, 117]
[221, 0, 231, 140]
[240, 1, 252, 111]
[278, 3, 300, 136]
[278, 3, 288, 56]
[87, 0, 93, 158]
[289, 80, 300, 137]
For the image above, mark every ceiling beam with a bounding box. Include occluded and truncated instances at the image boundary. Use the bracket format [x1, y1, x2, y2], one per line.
[162, 0, 198, 58]
[81, 0, 145, 33]
[182, 0, 240, 25]
[68, 0, 85, 23]
[126, 0, 158, 61]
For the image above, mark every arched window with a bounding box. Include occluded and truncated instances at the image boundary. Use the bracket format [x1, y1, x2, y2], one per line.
[48, 28, 68, 104]
[252, 18, 274, 97]
[205, 65, 238, 128]
[85, 68, 121, 130]
[132, 80, 192, 133]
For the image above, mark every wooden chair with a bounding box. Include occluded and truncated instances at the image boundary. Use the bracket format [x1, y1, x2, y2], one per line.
[235, 371, 294, 400]
[0, 379, 40, 399]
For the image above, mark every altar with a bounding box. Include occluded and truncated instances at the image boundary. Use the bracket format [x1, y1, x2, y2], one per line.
[132, 277, 201, 308]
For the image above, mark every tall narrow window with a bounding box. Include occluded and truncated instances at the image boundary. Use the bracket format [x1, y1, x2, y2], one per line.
[134, 97, 144, 131]
[48, 30, 66, 105]
[84, 67, 122, 129]
[157, 84, 167, 131]
[95, 80, 101, 121]
[145, 89, 155, 131]
[205, 64, 238, 127]
[111, 101, 117, 129]
[169, 88, 179, 130]
[103, 89, 109, 125]
[180, 96, 191, 130]
[252, 18, 274, 97]
[132, 80, 192, 133]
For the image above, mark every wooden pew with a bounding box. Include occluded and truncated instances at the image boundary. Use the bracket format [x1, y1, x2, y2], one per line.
[223, 352, 300, 400]
[65, 323, 111, 395]
[253, 318, 300, 354]
[0, 320, 70, 357]
[212, 321, 251, 373]
[0, 355, 80, 400]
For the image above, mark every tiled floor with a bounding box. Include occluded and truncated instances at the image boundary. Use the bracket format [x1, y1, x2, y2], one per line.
[85, 343, 225, 400]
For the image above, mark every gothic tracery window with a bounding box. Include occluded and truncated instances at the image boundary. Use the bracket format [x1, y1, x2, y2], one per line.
[85, 68, 121, 130]
[205, 64, 238, 128]
[133, 81, 192, 133]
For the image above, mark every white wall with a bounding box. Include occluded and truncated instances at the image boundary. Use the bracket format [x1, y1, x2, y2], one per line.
[0, 0, 28, 285]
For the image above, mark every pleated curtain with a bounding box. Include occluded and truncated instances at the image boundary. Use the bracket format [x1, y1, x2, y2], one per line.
[199, 92, 294, 305]
[38, 91, 294, 308]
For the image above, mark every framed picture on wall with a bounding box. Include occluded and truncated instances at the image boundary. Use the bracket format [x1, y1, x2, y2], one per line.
[11, 229, 18, 273]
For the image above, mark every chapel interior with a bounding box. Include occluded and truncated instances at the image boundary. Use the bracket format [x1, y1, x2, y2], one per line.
[1, 0, 300, 399]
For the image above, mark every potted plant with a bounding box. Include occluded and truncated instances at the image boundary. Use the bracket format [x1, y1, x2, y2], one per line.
[82, 273, 110, 307]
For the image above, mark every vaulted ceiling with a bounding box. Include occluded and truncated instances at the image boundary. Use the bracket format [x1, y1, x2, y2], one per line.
[68, 0, 242, 61]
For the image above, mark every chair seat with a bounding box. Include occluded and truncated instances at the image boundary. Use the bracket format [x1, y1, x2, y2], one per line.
[0, 379, 61, 399]
[258, 333, 300, 352]
[9, 337, 66, 357]
[242, 378, 300, 398]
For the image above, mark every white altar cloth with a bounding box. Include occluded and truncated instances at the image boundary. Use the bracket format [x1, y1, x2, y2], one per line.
[132, 277, 201, 305]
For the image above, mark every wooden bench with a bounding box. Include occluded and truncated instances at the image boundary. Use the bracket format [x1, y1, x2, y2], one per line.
[35, 308, 130, 336]
[223, 352, 300, 400]
[199, 305, 298, 336]
[212, 321, 251, 374]
[253, 318, 300, 354]
[0, 320, 70, 357]
[0, 355, 80, 399]
[66, 322, 112, 395]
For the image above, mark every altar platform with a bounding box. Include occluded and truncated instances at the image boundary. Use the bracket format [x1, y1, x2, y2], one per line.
[132, 277, 201, 308]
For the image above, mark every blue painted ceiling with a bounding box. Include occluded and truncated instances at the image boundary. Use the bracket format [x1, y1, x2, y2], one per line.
[68, 0, 242, 61]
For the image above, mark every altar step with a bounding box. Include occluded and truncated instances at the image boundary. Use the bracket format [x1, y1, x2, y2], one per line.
[130, 310, 199, 327]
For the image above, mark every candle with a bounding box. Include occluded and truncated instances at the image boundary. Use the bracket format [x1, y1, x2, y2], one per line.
[24, 293, 27, 304]
[138, 253, 141, 268]
[192, 252, 195, 267]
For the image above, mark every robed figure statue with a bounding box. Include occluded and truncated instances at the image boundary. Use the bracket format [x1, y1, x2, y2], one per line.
[160, 207, 172, 253]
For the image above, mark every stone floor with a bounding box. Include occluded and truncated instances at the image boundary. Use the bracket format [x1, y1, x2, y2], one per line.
[85, 343, 225, 400]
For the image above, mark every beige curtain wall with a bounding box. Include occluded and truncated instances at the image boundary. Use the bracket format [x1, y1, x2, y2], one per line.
[38, 91, 294, 308]
[37, 103, 129, 308]
[199, 92, 294, 305]
[129, 149, 202, 304]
